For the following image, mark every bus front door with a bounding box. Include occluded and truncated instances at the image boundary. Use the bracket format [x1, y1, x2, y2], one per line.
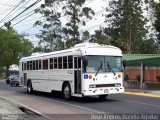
[74, 57, 82, 94]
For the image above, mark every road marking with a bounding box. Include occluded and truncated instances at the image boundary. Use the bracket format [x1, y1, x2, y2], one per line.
[124, 100, 160, 108]
[42, 97, 107, 114]
[0, 90, 16, 95]
[123, 92, 160, 99]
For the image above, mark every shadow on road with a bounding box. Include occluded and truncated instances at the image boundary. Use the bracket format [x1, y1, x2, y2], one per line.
[28, 91, 120, 103]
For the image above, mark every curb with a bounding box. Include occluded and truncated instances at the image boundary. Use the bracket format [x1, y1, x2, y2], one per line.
[0, 96, 50, 120]
[123, 91, 160, 99]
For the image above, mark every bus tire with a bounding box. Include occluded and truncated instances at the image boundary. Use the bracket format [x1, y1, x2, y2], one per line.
[63, 83, 71, 100]
[27, 81, 33, 94]
[98, 95, 108, 100]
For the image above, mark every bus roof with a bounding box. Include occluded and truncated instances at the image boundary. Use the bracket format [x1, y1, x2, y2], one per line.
[20, 43, 122, 62]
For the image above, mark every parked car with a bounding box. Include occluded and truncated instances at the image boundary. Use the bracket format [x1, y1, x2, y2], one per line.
[6, 75, 15, 84]
[10, 76, 20, 87]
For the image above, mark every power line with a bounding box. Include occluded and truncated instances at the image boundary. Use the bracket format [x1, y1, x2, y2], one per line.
[0, 0, 20, 15]
[0, 0, 24, 23]
[1, 0, 41, 28]
[0, 0, 13, 12]
[12, 9, 40, 27]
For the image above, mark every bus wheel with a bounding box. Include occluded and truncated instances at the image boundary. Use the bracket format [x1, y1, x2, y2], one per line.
[98, 95, 108, 100]
[63, 83, 71, 100]
[27, 81, 33, 94]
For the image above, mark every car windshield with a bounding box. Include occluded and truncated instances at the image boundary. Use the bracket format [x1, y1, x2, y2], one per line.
[12, 76, 19, 81]
[83, 55, 122, 73]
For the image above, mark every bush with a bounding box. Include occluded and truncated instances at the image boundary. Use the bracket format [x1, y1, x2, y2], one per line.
[156, 76, 160, 82]
[124, 73, 129, 81]
[136, 74, 140, 81]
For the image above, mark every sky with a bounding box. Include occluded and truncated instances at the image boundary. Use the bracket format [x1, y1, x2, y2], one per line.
[0, 0, 159, 46]
[0, 0, 108, 46]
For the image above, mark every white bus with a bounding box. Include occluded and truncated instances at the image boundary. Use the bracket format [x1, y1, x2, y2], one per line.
[19, 43, 126, 100]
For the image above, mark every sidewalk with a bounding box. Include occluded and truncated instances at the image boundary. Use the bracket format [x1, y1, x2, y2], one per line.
[124, 88, 160, 99]
[0, 98, 24, 114]
[0, 97, 48, 120]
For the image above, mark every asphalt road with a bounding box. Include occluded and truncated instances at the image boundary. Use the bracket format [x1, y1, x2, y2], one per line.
[0, 80, 160, 120]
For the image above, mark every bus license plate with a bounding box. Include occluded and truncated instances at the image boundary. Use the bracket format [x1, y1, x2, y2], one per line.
[104, 89, 109, 93]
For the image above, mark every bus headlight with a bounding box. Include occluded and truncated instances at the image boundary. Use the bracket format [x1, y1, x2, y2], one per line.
[115, 83, 121, 87]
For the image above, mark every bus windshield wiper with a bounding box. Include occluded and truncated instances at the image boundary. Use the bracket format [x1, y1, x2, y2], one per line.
[95, 61, 102, 76]
[107, 61, 116, 76]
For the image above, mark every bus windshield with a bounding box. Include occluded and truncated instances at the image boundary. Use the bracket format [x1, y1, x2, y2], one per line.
[83, 55, 122, 73]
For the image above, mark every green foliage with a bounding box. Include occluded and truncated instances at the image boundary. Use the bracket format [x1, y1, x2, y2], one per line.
[34, 0, 62, 51]
[150, 1, 160, 44]
[91, 29, 110, 45]
[105, 0, 148, 53]
[156, 76, 160, 81]
[0, 28, 33, 69]
[136, 74, 141, 81]
[62, 0, 95, 48]
[124, 73, 129, 81]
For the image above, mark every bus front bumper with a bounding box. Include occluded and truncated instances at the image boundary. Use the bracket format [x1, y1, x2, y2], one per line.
[82, 87, 124, 96]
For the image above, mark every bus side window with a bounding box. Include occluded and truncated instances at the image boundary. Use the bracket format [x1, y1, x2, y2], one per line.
[54, 58, 57, 69]
[50, 58, 53, 69]
[58, 57, 62, 69]
[24, 63, 27, 70]
[74, 57, 77, 69]
[27, 61, 29, 70]
[39, 60, 41, 69]
[36, 60, 38, 70]
[78, 57, 81, 69]
[68, 56, 73, 68]
[33, 61, 36, 70]
[30, 61, 33, 70]
[63, 56, 67, 69]
[22, 62, 24, 71]
[43, 59, 48, 70]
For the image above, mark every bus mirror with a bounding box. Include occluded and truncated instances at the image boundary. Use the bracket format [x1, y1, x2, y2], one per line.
[82, 57, 88, 67]
[122, 60, 127, 68]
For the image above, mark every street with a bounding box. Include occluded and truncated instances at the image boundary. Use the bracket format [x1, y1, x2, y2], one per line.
[0, 80, 160, 120]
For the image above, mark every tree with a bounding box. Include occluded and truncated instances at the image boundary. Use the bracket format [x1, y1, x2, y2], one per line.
[62, 0, 95, 48]
[34, 0, 63, 51]
[150, 0, 160, 44]
[0, 28, 33, 70]
[105, 0, 148, 53]
[91, 28, 129, 53]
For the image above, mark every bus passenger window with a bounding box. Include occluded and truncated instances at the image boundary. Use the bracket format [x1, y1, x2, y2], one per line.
[39, 60, 41, 69]
[63, 56, 67, 69]
[74, 57, 77, 69]
[30, 61, 33, 70]
[50, 58, 53, 69]
[24, 63, 27, 70]
[78, 57, 81, 69]
[36, 60, 38, 70]
[22, 62, 24, 71]
[54, 58, 57, 69]
[33, 61, 36, 70]
[58, 57, 62, 69]
[68, 56, 73, 68]
[27, 61, 29, 70]
[43, 59, 48, 70]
